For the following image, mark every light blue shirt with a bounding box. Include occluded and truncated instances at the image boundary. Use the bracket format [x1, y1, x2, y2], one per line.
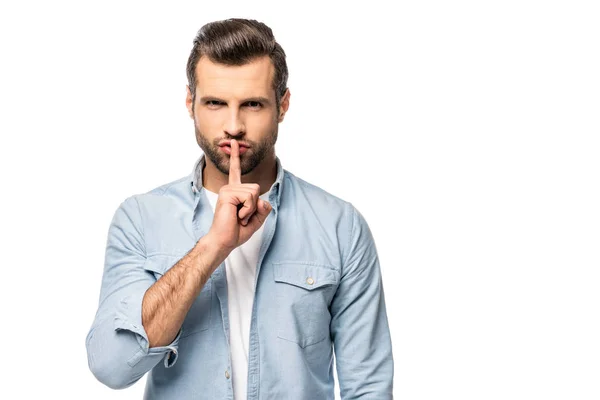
[86, 154, 394, 399]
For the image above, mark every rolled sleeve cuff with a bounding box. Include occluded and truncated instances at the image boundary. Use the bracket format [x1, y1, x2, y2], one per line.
[113, 293, 182, 368]
[114, 293, 149, 348]
[150, 329, 182, 369]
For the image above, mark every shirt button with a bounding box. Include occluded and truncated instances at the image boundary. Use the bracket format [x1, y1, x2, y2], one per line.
[306, 277, 314, 285]
[225, 370, 230, 379]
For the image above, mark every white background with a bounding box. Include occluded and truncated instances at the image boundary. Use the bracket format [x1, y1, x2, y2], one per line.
[1, 0, 598, 399]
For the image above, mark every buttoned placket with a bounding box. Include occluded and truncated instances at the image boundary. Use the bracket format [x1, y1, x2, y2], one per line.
[188, 155, 284, 399]
[191, 179, 234, 398]
[245, 183, 281, 400]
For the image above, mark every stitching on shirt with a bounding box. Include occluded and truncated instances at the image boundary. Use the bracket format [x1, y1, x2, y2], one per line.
[272, 261, 338, 271]
[126, 347, 145, 367]
[342, 203, 356, 269]
[133, 196, 146, 255]
[276, 334, 328, 348]
[146, 252, 185, 258]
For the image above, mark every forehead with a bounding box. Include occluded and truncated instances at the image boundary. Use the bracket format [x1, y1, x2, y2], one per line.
[195, 55, 275, 100]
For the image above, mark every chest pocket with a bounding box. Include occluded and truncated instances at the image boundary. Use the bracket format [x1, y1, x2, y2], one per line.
[144, 255, 212, 338]
[273, 262, 340, 348]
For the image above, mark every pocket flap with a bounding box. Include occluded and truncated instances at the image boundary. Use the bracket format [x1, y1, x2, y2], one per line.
[273, 262, 339, 290]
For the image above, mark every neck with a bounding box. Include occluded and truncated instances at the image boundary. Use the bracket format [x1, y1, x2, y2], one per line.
[202, 152, 277, 196]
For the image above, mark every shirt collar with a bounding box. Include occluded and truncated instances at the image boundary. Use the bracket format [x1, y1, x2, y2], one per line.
[188, 153, 284, 208]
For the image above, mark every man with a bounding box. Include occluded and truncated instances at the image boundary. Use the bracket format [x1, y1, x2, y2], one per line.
[86, 18, 393, 399]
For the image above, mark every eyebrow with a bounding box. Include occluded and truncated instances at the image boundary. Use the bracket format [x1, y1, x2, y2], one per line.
[199, 96, 272, 106]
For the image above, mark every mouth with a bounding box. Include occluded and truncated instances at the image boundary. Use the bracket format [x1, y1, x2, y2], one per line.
[219, 145, 248, 155]
[218, 139, 250, 148]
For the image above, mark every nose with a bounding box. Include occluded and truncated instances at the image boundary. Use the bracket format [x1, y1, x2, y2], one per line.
[224, 109, 245, 137]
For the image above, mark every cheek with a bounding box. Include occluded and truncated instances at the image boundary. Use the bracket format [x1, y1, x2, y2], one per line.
[248, 113, 277, 133]
[196, 110, 221, 131]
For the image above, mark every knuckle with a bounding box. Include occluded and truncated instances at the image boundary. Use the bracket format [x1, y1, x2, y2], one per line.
[244, 194, 257, 210]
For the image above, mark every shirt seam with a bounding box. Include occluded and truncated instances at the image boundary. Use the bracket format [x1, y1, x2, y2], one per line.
[133, 196, 147, 254]
[342, 202, 355, 269]
[271, 261, 338, 271]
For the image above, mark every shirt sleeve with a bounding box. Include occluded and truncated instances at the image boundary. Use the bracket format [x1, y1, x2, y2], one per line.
[85, 196, 181, 390]
[330, 203, 394, 399]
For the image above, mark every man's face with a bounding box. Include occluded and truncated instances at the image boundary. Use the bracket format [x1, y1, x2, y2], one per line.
[186, 55, 288, 176]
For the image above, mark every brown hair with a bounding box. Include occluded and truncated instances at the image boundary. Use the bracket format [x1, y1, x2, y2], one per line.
[186, 18, 288, 110]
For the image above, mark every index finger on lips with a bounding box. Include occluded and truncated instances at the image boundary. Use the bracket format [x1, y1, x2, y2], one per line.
[229, 139, 242, 185]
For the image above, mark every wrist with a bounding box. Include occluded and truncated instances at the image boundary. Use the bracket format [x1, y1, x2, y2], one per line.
[194, 233, 231, 267]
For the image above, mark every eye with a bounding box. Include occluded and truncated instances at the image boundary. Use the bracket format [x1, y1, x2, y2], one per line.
[245, 101, 262, 109]
[206, 100, 223, 108]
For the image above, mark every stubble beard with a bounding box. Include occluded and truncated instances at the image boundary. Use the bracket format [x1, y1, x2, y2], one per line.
[194, 119, 278, 177]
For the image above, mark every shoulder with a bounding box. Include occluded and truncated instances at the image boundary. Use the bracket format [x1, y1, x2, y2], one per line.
[282, 169, 363, 249]
[281, 169, 375, 272]
[144, 175, 191, 197]
[120, 174, 194, 222]
[283, 169, 352, 212]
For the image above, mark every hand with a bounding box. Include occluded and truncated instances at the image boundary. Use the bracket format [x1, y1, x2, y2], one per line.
[206, 139, 273, 253]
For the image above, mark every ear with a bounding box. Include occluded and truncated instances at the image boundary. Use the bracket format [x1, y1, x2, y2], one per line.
[185, 85, 194, 119]
[277, 88, 291, 123]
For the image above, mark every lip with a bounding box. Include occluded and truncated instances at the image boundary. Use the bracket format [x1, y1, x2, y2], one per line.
[218, 140, 250, 148]
[220, 145, 248, 155]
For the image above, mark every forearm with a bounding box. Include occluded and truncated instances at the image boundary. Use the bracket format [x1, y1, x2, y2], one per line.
[142, 234, 229, 347]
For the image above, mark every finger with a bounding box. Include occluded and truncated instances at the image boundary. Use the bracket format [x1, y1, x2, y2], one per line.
[241, 197, 269, 226]
[226, 184, 260, 219]
[246, 199, 272, 227]
[252, 198, 271, 219]
[228, 139, 242, 185]
[259, 198, 272, 215]
[233, 191, 257, 221]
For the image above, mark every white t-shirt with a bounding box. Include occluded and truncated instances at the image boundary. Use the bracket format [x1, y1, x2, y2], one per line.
[204, 188, 270, 400]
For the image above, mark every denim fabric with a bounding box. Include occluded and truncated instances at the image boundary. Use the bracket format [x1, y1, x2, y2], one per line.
[86, 154, 394, 399]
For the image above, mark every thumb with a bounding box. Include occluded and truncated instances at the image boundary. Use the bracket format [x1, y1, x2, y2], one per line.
[246, 199, 272, 230]
[252, 199, 272, 223]
[257, 198, 272, 216]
